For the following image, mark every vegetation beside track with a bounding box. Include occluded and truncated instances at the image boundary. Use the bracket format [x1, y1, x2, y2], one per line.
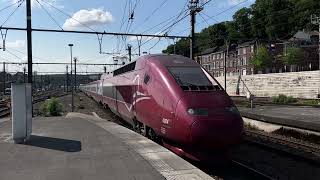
[39, 98, 64, 116]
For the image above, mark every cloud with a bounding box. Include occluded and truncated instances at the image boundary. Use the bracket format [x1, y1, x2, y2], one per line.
[63, 8, 113, 30]
[4, 40, 25, 48]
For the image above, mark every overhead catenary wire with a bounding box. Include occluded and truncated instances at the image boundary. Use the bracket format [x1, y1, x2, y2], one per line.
[199, 12, 216, 25]
[134, 0, 215, 52]
[4, 49, 24, 62]
[0, 0, 24, 27]
[39, 0, 101, 32]
[134, 0, 169, 29]
[174, 0, 249, 35]
[133, 11, 190, 52]
[0, 0, 23, 14]
[141, 0, 189, 34]
[35, 0, 64, 30]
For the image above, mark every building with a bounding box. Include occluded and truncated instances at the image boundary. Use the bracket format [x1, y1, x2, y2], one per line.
[197, 31, 319, 76]
[196, 41, 256, 77]
[236, 41, 256, 75]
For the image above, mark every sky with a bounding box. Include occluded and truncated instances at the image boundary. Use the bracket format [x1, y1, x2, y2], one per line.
[0, 0, 255, 74]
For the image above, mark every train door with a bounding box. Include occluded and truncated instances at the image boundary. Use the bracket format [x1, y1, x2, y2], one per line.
[132, 72, 139, 117]
[135, 67, 151, 125]
[112, 81, 119, 115]
[160, 94, 175, 137]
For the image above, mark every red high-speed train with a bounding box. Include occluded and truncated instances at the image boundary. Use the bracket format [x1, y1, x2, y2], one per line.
[80, 54, 243, 161]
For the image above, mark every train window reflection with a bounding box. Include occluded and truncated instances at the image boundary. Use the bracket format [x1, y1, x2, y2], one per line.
[168, 67, 217, 87]
[144, 74, 150, 84]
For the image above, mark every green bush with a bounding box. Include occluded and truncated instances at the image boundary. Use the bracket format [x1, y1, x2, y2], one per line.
[40, 98, 63, 116]
[302, 100, 320, 106]
[272, 94, 297, 104]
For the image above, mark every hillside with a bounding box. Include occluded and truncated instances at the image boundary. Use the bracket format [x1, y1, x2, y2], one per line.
[162, 0, 319, 56]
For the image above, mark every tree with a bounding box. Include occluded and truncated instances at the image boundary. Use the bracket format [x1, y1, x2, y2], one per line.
[162, 0, 319, 56]
[251, 0, 294, 40]
[208, 23, 228, 47]
[289, 0, 320, 32]
[282, 47, 303, 65]
[162, 38, 190, 56]
[251, 46, 273, 70]
[233, 7, 252, 39]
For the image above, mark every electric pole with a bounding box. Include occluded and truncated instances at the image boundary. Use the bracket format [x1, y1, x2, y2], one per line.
[40, 75, 43, 90]
[189, 0, 203, 60]
[23, 67, 26, 83]
[173, 38, 176, 54]
[33, 71, 36, 91]
[26, 0, 33, 84]
[128, 44, 132, 62]
[311, 15, 320, 70]
[224, 40, 229, 91]
[2, 62, 5, 96]
[68, 44, 74, 112]
[137, 37, 142, 56]
[66, 65, 69, 92]
[74, 57, 77, 92]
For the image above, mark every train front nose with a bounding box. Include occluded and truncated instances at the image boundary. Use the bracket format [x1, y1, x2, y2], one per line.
[175, 91, 244, 149]
[190, 109, 243, 149]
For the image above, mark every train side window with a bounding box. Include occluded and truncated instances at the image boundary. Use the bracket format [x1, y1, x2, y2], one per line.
[144, 74, 150, 85]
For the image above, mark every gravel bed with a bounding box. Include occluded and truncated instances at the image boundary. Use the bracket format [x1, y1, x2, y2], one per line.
[34, 92, 132, 129]
[231, 141, 320, 180]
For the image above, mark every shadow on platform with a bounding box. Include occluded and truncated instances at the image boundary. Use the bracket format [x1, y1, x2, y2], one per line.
[25, 135, 82, 152]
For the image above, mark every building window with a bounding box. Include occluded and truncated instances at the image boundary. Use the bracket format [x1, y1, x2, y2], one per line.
[243, 56, 247, 65]
[243, 48, 247, 55]
[251, 45, 254, 53]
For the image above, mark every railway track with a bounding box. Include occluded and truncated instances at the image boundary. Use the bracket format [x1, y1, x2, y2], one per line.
[245, 130, 320, 164]
[0, 107, 10, 118]
[231, 160, 275, 180]
[0, 89, 68, 118]
[194, 158, 275, 180]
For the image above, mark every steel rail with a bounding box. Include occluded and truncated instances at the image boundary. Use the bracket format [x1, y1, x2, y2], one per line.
[245, 130, 320, 153]
[231, 160, 275, 180]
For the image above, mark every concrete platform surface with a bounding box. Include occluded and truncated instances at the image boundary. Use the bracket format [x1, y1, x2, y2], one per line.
[239, 105, 320, 132]
[0, 113, 213, 180]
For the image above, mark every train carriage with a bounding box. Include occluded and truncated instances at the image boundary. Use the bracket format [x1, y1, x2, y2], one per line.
[81, 54, 243, 161]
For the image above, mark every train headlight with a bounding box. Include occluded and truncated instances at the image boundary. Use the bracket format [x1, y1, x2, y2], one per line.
[187, 108, 208, 116]
[226, 106, 239, 114]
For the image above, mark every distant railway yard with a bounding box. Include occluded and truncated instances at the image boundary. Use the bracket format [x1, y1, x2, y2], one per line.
[15, 90, 318, 180]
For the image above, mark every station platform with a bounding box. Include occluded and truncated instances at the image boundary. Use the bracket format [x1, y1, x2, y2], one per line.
[0, 113, 212, 180]
[238, 105, 320, 132]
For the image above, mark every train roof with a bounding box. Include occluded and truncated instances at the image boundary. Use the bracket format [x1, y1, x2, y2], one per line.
[100, 54, 199, 79]
[145, 54, 199, 67]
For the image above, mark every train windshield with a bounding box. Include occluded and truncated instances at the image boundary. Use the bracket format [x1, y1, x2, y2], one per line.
[168, 67, 220, 91]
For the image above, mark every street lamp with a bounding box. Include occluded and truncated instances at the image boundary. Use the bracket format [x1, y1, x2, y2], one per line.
[68, 44, 74, 112]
